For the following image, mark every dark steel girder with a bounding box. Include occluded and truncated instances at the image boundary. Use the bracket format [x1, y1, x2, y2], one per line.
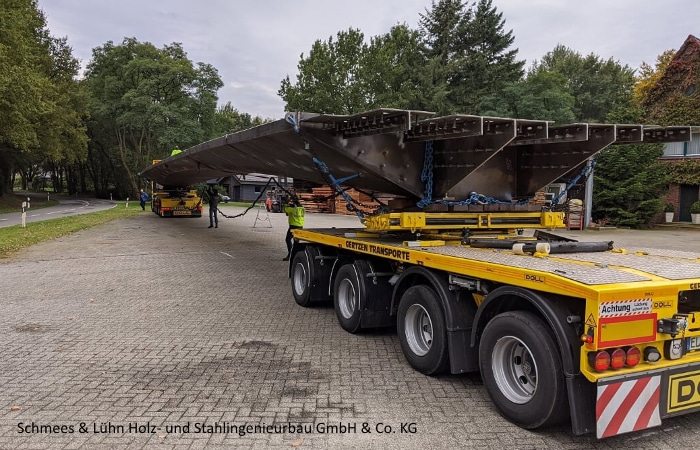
[138, 109, 692, 203]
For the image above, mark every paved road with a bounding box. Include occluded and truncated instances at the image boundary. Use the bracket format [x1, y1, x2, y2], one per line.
[0, 194, 117, 228]
[1, 207, 700, 449]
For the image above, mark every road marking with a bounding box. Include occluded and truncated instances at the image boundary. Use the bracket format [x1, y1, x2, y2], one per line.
[220, 252, 235, 259]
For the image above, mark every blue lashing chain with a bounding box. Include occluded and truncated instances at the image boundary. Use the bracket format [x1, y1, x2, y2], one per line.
[286, 113, 377, 220]
[418, 140, 530, 207]
[285, 113, 301, 133]
[417, 140, 434, 208]
[550, 160, 597, 207]
[312, 157, 364, 219]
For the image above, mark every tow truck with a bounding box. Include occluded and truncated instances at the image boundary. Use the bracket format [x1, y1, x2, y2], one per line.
[140, 109, 698, 438]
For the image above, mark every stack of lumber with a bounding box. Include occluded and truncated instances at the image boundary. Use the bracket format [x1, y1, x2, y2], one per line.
[297, 185, 398, 215]
[334, 188, 389, 215]
[298, 186, 336, 213]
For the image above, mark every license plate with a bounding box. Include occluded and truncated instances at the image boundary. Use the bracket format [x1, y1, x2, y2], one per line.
[687, 336, 700, 352]
[173, 210, 191, 216]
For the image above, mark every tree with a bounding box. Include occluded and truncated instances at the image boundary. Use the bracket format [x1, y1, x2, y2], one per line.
[591, 108, 670, 227]
[36, 36, 89, 194]
[0, 0, 52, 195]
[0, 0, 88, 196]
[83, 38, 223, 197]
[418, 0, 524, 114]
[280, 0, 523, 116]
[592, 143, 669, 227]
[632, 50, 675, 107]
[480, 70, 575, 123]
[279, 28, 369, 114]
[531, 45, 635, 122]
[361, 24, 426, 110]
[212, 102, 269, 136]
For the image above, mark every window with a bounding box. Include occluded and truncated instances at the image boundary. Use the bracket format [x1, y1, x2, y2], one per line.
[663, 133, 700, 157]
[254, 186, 262, 193]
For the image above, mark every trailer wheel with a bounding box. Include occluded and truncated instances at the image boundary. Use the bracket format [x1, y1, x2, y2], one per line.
[479, 311, 568, 429]
[291, 251, 313, 307]
[333, 263, 362, 333]
[397, 285, 449, 375]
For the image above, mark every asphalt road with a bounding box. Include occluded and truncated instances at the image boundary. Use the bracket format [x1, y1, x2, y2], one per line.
[0, 195, 118, 228]
[1, 207, 700, 449]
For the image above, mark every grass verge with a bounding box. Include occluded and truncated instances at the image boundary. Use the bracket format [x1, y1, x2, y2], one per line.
[0, 193, 58, 213]
[0, 202, 142, 259]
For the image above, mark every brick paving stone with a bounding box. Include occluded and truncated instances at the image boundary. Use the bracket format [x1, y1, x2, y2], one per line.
[1, 208, 700, 449]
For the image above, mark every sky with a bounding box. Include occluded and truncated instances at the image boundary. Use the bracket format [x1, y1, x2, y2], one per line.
[40, 0, 700, 120]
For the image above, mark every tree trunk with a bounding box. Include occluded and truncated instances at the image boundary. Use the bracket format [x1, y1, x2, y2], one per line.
[116, 128, 138, 197]
[0, 146, 17, 197]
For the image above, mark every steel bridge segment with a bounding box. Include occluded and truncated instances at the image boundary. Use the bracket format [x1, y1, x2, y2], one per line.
[301, 108, 434, 138]
[514, 124, 617, 198]
[299, 122, 425, 198]
[138, 108, 693, 204]
[405, 114, 485, 142]
[642, 125, 692, 143]
[436, 117, 519, 200]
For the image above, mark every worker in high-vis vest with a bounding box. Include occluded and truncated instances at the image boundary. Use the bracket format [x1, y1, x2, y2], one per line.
[282, 198, 305, 261]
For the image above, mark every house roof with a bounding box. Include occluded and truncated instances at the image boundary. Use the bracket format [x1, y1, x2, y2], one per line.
[675, 34, 700, 59]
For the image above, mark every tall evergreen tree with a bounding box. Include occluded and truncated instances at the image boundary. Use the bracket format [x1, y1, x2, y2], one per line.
[591, 107, 670, 227]
[418, 0, 524, 114]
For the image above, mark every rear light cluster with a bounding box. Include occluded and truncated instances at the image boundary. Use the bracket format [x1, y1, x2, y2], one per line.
[588, 346, 642, 372]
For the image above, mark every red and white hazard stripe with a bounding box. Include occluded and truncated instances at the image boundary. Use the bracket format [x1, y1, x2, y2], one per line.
[596, 375, 661, 438]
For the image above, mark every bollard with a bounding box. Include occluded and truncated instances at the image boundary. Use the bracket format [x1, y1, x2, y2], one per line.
[126, 197, 129, 208]
[21, 201, 27, 228]
[27, 197, 30, 209]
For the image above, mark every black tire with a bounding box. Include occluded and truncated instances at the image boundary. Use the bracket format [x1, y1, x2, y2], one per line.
[291, 250, 313, 307]
[478, 311, 569, 429]
[397, 285, 449, 375]
[333, 263, 362, 333]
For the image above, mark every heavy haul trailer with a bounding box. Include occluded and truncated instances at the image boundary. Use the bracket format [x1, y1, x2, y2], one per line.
[288, 224, 700, 439]
[148, 160, 203, 218]
[151, 188, 202, 217]
[138, 108, 696, 438]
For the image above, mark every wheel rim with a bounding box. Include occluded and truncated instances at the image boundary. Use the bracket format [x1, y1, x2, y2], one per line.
[404, 304, 433, 357]
[491, 336, 538, 404]
[293, 261, 307, 296]
[337, 278, 357, 319]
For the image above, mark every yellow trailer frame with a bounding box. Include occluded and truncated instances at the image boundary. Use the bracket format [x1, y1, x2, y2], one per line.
[289, 221, 700, 439]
